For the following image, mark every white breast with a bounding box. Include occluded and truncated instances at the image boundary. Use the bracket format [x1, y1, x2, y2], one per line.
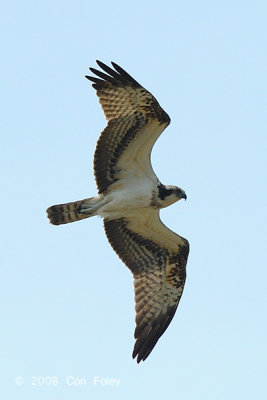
[97, 177, 157, 219]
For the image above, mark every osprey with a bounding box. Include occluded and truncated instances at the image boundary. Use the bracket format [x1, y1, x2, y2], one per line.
[47, 61, 189, 363]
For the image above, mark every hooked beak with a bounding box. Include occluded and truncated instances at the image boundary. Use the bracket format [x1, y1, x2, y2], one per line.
[182, 193, 187, 201]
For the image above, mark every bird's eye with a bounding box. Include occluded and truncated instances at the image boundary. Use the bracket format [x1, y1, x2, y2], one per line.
[166, 189, 173, 196]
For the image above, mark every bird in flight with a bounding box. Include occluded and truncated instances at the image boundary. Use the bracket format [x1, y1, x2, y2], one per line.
[47, 61, 189, 363]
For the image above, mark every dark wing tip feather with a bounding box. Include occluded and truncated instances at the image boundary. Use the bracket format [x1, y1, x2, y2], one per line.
[89, 67, 115, 84]
[111, 61, 141, 87]
[96, 60, 122, 80]
[85, 75, 99, 83]
[132, 305, 178, 363]
[85, 60, 141, 88]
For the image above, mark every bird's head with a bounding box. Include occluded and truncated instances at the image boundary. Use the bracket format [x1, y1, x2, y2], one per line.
[157, 184, 187, 208]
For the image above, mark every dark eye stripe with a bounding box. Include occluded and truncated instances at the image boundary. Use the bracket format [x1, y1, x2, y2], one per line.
[158, 184, 174, 200]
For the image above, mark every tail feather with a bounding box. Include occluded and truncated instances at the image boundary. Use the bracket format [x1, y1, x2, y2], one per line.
[46, 197, 95, 225]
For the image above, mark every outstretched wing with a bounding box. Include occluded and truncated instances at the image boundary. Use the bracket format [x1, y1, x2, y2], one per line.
[103, 210, 189, 363]
[86, 61, 170, 193]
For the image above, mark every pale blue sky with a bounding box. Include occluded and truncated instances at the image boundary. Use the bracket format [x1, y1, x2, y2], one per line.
[1, 1, 266, 399]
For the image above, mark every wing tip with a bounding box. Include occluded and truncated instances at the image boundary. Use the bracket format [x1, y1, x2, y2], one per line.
[132, 304, 179, 363]
[86, 60, 141, 88]
[132, 343, 153, 363]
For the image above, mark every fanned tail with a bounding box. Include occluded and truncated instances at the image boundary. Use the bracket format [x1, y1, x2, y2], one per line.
[46, 197, 96, 225]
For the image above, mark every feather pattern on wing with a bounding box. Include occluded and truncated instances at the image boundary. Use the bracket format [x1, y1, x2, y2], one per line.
[86, 61, 171, 193]
[103, 210, 189, 363]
